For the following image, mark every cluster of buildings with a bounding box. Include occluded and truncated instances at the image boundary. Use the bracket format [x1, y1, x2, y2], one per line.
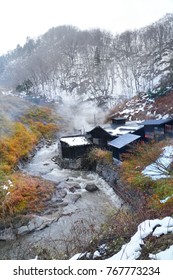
[59, 117, 173, 161]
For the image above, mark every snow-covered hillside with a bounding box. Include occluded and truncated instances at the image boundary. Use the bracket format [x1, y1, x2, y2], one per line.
[107, 90, 173, 121]
[0, 14, 173, 107]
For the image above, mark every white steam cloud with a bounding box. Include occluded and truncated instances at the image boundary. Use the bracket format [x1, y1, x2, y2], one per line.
[58, 95, 106, 134]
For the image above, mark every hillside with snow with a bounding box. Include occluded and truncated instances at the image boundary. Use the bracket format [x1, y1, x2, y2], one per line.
[0, 14, 173, 107]
[107, 90, 173, 121]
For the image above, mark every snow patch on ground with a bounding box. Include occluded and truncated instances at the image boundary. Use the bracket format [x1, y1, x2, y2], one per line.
[149, 245, 173, 260]
[142, 146, 173, 180]
[70, 216, 173, 260]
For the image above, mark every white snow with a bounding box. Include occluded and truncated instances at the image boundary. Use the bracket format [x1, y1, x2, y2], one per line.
[149, 245, 173, 260]
[70, 253, 86, 260]
[8, 180, 13, 186]
[60, 136, 91, 146]
[105, 125, 141, 136]
[107, 216, 173, 260]
[160, 195, 173, 204]
[142, 146, 173, 180]
[106, 127, 133, 136]
[2, 185, 8, 190]
[70, 216, 173, 260]
[93, 250, 101, 259]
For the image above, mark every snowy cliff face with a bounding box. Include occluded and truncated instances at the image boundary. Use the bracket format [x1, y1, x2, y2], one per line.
[0, 14, 173, 107]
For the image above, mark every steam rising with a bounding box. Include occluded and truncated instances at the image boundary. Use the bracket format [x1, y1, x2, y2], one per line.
[58, 95, 106, 134]
[0, 89, 107, 136]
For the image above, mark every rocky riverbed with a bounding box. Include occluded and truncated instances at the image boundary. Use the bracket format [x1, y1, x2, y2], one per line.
[0, 141, 124, 259]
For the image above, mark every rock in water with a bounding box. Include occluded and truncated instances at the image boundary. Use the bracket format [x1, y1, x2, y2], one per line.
[85, 184, 99, 192]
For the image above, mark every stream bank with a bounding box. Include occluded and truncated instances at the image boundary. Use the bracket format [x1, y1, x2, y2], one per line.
[0, 141, 124, 259]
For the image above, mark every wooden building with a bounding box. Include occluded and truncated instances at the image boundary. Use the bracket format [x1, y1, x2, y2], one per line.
[60, 135, 92, 159]
[108, 133, 141, 160]
[86, 126, 114, 148]
[111, 117, 127, 127]
[140, 118, 173, 141]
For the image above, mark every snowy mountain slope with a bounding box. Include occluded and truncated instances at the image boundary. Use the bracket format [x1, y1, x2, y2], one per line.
[0, 14, 173, 107]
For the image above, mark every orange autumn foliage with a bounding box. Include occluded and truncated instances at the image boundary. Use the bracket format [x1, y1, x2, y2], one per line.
[0, 173, 54, 218]
[0, 122, 37, 173]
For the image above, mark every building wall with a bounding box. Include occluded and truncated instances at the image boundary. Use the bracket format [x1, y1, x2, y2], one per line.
[61, 145, 91, 159]
[144, 125, 165, 141]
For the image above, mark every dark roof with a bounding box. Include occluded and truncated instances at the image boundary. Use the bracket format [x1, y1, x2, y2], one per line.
[140, 118, 173, 126]
[87, 126, 112, 137]
[108, 133, 141, 149]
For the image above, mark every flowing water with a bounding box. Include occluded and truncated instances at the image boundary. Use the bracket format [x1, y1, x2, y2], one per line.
[0, 142, 123, 259]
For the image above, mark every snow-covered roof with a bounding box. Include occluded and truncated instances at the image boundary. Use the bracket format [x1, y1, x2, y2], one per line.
[105, 126, 140, 136]
[103, 121, 144, 137]
[60, 136, 91, 147]
[108, 133, 141, 149]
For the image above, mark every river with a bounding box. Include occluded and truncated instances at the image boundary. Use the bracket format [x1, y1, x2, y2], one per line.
[0, 142, 123, 259]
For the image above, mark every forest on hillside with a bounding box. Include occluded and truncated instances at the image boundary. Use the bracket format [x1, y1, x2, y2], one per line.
[0, 14, 173, 105]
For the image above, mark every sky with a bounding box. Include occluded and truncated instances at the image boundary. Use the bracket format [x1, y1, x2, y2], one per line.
[0, 0, 173, 55]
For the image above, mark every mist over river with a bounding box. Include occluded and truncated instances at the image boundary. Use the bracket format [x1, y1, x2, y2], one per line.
[0, 141, 123, 259]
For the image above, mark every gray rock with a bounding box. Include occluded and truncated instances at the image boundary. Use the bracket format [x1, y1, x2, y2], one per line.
[56, 182, 70, 189]
[68, 186, 76, 193]
[51, 188, 67, 203]
[17, 215, 55, 235]
[68, 182, 81, 192]
[85, 184, 99, 192]
[0, 228, 15, 241]
[57, 189, 67, 198]
[51, 202, 68, 208]
[51, 196, 63, 203]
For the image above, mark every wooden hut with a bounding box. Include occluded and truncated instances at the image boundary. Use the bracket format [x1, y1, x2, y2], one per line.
[86, 126, 114, 148]
[60, 135, 92, 159]
[108, 133, 141, 160]
[140, 118, 173, 141]
[111, 117, 127, 127]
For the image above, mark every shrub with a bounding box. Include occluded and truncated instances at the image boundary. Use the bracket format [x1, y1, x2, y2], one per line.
[20, 106, 59, 139]
[0, 122, 37, 173]
[88, 147, 113, 164]
[21, 106, 58, 124]
[0, 173, 54, 220]
[120, 140, 173, 210]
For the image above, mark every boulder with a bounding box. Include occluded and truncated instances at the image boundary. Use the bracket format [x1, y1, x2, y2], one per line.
[68, 185, 76, 193]
[85, 184, 99, 192]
